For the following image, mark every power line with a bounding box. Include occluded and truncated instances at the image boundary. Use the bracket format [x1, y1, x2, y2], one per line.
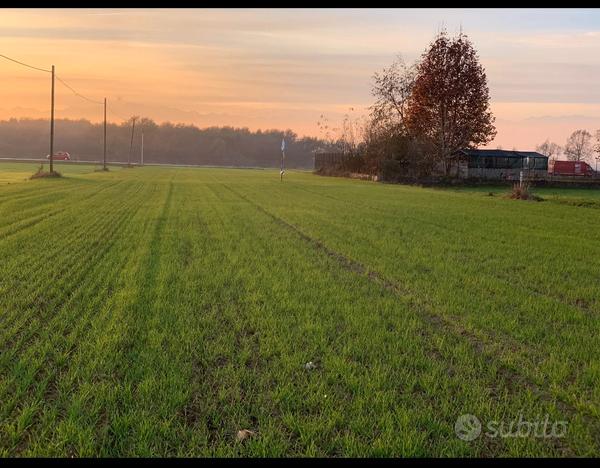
[2, 51, 148, 172]
[55, 75, 104, 105]
[3, 51, 139, 128]
[1, 53, 104, 106]
[0, 53, 51, 73]
[108, 107, 131, 122]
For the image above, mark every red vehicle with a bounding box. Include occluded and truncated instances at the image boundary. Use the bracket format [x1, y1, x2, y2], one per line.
[549, 160, 595, 176]
[46, 151, 70, 161]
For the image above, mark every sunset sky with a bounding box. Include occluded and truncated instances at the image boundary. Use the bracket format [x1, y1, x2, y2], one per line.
[2, 8, 600, 150]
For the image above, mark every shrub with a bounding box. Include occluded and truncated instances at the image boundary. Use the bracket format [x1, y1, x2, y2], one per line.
[508, 182, 542, 201]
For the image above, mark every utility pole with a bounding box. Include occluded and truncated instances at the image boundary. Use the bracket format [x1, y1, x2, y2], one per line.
[49, 65, 55, 173]
[128, 116, 137, 167]
[280, 137, 285, 182]
[141, 129, 144, 166]
[103, 98, 107, 171]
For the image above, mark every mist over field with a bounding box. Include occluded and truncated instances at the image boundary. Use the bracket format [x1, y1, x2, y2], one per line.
[0, 118, 323, 168]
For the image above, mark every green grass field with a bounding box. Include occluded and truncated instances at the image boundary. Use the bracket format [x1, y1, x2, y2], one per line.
[0, 162, 100, 185]
[1, 162, 599, 457]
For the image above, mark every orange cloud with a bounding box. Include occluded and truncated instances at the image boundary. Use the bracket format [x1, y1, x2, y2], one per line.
[2, 8, 600, 149]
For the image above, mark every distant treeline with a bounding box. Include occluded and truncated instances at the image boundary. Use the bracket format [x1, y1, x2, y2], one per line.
[0, 118, 326, 169]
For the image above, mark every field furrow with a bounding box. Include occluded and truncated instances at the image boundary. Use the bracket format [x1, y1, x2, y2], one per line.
[1, 164, 598, 456]
[227, 177, 600, 416]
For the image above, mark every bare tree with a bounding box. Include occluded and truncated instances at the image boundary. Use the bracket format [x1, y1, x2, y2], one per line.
[316, 114, 338, 148]
[338, 108, 367, 157]
[535, 139, 562, 161]
[370, 56, 417, 133]
[406, 30, 497, 174]
[360, 57, 421, 174]
[317, 108, 366, 156]
[564, 130, 593, 162]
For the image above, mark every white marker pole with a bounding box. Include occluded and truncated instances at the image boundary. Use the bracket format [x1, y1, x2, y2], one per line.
[519, 170, 523, 188]
[280, 137, 285, 182]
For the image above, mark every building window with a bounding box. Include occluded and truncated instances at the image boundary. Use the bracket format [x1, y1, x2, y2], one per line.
[468, 156, 480, 168]
[496, 157, 510, 169]
[509, 158, 522, 169]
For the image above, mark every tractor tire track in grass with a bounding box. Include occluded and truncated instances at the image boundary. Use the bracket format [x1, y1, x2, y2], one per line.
[0, 179, 125, 241]
[0, 179, 124, 231]
[2, 182, 166, 456]
[217, 187, 568, 453]
[178, 184, 461, 455]
[0, 182, 146, 378]
[96, 179, 175, 456]
[24, 179, 176, 457]
[268, 182, 600, 413]
[291, 181, 600, 284]
[0, 182, 146, 348]
[1, 167, 598, 456]
[0, 179, 91, 209]
[2, 202, 147, 456]
[0, 183, 150, 437]
[220, 182, 595, 455]
[266, 201, 597, 437]
[0, 181, 147, 362]
[285, 184, 598, 341]
[50, 186, 168, 457]
[290, 183, 600, 316]
[0, 180, 140, 283]
[157, 179, 469, 455]
[0, 179, 129, 271]
[307, 186, 600, 408]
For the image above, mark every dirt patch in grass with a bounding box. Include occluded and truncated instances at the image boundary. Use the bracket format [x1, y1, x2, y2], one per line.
[30, 169, 62, 180]
[551, 198, 600, 209]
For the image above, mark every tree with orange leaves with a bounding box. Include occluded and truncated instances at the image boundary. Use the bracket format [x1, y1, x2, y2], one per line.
[406, 30, 496, 175]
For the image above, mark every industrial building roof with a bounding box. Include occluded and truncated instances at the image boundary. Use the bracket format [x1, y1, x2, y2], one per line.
[456, 149, 548, 159]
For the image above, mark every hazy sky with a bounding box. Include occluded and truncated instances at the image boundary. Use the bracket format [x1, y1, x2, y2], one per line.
[2, 8, 600, 150]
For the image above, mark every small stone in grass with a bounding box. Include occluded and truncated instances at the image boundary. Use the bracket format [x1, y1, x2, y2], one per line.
[236, 429, 255, 442]
[305, 361, 316, 370]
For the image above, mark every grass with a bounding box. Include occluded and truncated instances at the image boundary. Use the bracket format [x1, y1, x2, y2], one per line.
[0, 162, 599, 457]
[0, 162, 100, 185]
[446, 184, 600, 208]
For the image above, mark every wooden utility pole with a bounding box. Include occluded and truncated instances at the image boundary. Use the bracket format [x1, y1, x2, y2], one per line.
[141, 130, 144, 166]
[128, 116, 137, 167]
[49, 65, 55, 173]
[103, 98, 107, 171]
